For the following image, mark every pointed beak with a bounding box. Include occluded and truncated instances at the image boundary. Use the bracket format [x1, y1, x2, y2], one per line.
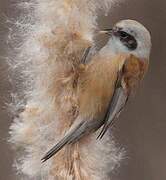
[99, 28, 113, 35]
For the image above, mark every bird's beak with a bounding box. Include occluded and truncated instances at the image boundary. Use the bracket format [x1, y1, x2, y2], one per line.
[99, 28, 113, 36]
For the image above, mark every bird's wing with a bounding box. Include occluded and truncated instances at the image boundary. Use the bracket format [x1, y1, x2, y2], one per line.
[97, 54, 146, 139]
[97, 72, 128, 139]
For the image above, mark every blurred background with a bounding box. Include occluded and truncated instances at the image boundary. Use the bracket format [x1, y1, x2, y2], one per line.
[0, 0, 166, 179]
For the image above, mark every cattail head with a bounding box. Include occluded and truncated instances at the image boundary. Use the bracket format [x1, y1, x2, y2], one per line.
[9, 0, 123, 179]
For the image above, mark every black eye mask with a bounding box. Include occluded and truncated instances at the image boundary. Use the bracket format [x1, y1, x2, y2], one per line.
[114, 30, 138, 50]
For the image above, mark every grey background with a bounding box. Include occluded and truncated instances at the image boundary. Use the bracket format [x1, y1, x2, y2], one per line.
[0, 0, 166, 180]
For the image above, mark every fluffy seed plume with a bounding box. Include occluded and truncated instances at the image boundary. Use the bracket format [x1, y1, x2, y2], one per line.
[9, 0, 123, 179]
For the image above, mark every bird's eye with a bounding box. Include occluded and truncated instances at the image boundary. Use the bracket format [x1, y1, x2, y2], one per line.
[119, 31, 128, 38]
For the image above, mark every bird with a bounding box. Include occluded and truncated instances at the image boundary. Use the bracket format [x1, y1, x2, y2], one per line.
[41, 19, 151, 163]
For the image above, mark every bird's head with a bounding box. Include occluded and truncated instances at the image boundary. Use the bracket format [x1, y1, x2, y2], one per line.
[100, 19, 152, 59]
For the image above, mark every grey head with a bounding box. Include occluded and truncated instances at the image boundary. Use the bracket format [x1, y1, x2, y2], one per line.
[100, 19, 152, 59]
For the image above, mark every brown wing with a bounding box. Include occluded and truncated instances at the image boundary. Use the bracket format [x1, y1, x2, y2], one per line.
[97, 54, 148, 139]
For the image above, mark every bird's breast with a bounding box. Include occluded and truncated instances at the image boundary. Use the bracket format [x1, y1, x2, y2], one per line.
[77, 55, 125, 119]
